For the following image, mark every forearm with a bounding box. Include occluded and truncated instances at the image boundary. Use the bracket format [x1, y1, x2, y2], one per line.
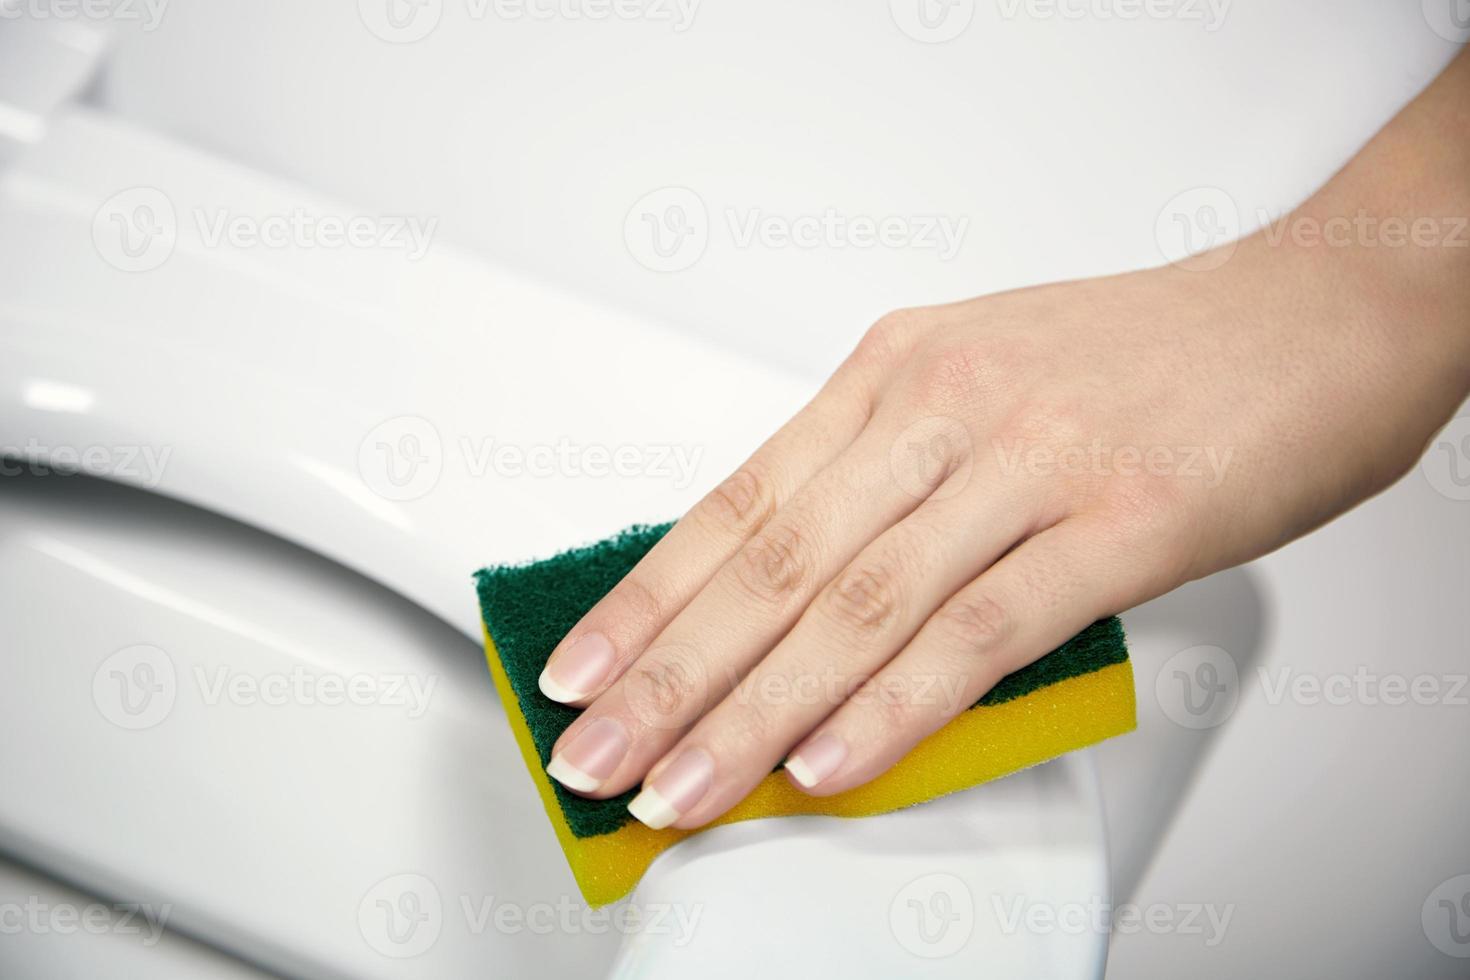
[1274, 48, 1470, 405]
[1193, 48, 1470, 517]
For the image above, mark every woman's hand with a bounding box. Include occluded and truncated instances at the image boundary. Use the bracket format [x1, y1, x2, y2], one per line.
[539, 50, 1470, 830]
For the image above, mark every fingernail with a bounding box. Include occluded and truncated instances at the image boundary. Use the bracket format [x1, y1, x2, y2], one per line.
[785, 732, 847, 788]
[539, 631, 614, 703]
[628, 747, 714, 830]
[546, 717, 629, 793]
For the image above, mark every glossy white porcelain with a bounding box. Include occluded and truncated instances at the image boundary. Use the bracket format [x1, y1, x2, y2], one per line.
[0, 470, 1110, 979]
[3, 6, 1466, 976]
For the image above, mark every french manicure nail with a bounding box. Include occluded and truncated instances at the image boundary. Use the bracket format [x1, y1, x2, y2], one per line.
[546, 717, 629, 793]
[785, 732, 847, 788]
[628, 747, 714, 830]
[539, 631, 615, 703]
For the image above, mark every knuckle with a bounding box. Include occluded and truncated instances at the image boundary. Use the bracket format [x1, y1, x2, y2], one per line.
[997, 397, 1087, 453]
[856, 308, 923, 364]
[733, 520, 813, 603]
[824, 561, 904, 634]
[699, 463, 777, 537]
[933, 593, 1013, 654]
[909, 342, 1006, 412]
[714, 696, 776, 748]
[605, 573, 665, 627]
[856, 675, 916, 738]
[625, 645, 708, 730]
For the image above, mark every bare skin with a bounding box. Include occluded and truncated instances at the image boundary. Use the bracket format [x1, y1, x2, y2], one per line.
[538, 49, 1470, 830]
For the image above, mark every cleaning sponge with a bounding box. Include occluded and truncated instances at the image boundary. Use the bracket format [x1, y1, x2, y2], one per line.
[474, 522, 1135, 906]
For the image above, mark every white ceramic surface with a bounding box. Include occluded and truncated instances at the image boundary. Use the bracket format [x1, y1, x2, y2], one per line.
[2, 4, 1466, 976]
[0, 467, 1110, 979]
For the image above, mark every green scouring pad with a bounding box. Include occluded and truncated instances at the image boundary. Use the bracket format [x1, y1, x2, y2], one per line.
[474, 522, 1135, 905]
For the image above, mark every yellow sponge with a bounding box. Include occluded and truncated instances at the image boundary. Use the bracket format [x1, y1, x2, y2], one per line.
[474, 523, 1135, 906]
